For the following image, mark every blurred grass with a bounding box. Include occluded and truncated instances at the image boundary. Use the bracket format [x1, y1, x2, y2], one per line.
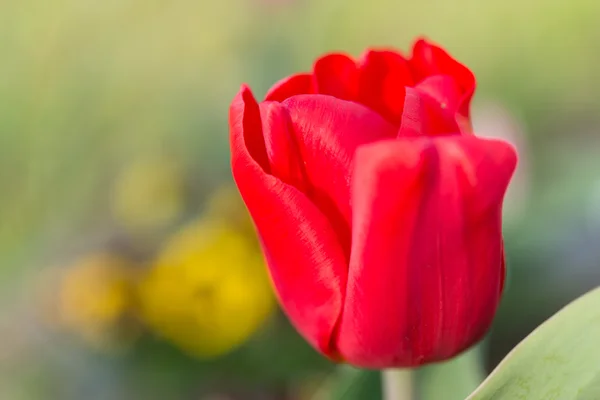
[0, 0, 257, 272]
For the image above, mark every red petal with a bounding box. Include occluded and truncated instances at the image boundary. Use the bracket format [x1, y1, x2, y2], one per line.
[312, 53, 359, 101]
[410, 39, 476, 131]
[229, 85, 271, 172]
[410, 39, 475, 95]
[415, 75, 463, 114]
[259, 101, 308, 193]
[336, 136, 516, 368]
[356, 49, 413, 126]
[282, 94, 397, 251]
[230, 86, 348, 356]
[399, 87, 460, 136]
[265, 73, 314, 102]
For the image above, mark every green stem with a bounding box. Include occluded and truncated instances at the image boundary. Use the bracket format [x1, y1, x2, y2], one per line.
[381, 369, 413, 400]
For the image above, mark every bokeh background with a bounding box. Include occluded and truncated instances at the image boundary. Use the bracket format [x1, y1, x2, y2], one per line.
[2, 0, 600, 399]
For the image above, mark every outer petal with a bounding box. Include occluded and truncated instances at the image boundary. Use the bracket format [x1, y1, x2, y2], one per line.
[356, 50, 414, 126]
[410, 39, 476, 133]
[336, 135, 516, 368]
[265, 73, 314, 102]
[259, 101, 308, 193]
[281, 94, 397, 252]
[230, 86, 348, 356]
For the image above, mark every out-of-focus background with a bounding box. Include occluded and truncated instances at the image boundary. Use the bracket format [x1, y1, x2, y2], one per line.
[2, 0, 600, 399]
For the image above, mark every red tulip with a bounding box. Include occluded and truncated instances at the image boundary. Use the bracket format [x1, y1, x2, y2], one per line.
[229, 38, 517, 368]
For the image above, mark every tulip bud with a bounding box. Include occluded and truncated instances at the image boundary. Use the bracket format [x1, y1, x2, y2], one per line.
[229, 38, 517, 368]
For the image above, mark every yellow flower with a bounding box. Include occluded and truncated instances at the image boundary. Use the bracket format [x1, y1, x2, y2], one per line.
[203, 185, 257, 236]
[136, 190, 275, 358]
[56, 253, 139, 349]
[110, 156, 185, 233]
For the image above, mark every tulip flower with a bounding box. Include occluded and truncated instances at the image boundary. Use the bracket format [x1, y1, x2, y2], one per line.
[229, 38, 517, 368]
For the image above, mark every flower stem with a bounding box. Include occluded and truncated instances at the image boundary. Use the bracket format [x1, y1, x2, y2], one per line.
[381, 369, 413, 400]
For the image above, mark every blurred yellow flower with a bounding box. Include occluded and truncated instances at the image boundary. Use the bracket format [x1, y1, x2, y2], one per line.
[203, 185, 257, 236]
[136, 189, 275, 358]
[56, 253, 139, 349]
[110, 157, 186, 233]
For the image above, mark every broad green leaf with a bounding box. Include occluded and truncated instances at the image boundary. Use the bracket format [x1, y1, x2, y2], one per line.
[418, 345, 485, 400]
[467, 286, 600, 400]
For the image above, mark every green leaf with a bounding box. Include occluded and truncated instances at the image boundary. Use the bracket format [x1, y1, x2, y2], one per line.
[467, 286, 600, 400]
[418, 345, 485, 400]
